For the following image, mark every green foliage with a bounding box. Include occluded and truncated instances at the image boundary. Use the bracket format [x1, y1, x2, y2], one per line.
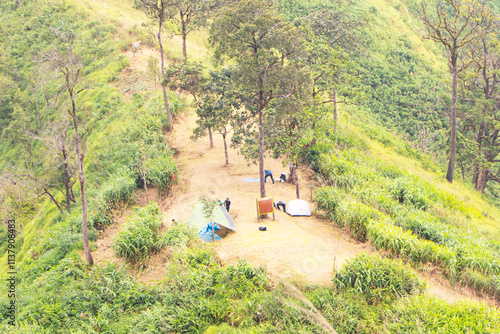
[459, 269, 500, 298]
[161, 222, 197, 247]
[368, 219, 458, 273]
[90, 170, 137, 229]
[335, 201, 379, 242]
[383, 295, 500, 333]
[334, 253, 427, 304]
[314, 186, 343, 221]
[113, 202, 164, 265]
[387, 176, 433, 210]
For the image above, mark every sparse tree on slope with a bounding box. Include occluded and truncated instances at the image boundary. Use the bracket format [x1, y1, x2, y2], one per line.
[421, 0, 494, 183]
[48, 31, 93, 265]
[460, 32, 500, 192]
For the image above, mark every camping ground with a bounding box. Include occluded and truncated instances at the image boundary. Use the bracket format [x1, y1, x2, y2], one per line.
[92, 48, 498, 306]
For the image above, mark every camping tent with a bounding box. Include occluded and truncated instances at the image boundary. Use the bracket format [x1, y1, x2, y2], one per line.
[188, 201, 236, 241]
[285, 199, 312, 217]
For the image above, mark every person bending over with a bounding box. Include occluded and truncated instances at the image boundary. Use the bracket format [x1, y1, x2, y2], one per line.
[265, 169, 274, 184]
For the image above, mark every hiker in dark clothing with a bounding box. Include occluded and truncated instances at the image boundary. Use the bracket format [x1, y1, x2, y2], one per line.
[224, 198, 231, 212]
[265, 169, 274, 184]
[276, 201, 286, 211]
[280, 173, 286, 182]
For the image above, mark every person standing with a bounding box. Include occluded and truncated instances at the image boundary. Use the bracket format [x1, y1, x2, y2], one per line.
[224, 198, 231, 212]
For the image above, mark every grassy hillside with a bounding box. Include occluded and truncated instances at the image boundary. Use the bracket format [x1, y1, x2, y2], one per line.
[1, 0, 500, 333]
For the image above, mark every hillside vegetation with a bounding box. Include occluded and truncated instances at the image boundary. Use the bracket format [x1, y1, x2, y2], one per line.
[1, 0, 500, 333]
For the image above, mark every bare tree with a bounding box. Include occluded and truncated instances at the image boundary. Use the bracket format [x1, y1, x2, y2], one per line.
[48, 31, 93, 265]
[32, 118, 77, 211]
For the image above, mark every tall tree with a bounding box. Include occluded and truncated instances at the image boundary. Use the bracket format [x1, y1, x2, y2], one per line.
[210, 0, 308, 198]
[421, 0, 494, 183]
[135, 0, 174, 130]
[302, 9, 364, 133]
[460, 32, 500, 192]
[48, 31, 93, 265]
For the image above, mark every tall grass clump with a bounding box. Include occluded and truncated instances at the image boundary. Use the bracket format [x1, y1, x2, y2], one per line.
[383, 295, 500, 333]
[90, 171, 137, 229]
[314, 187, 343, 221]
[459, 269, 500, 298]
[335, 201, 380, 241]
[334, 253, 427, 304]
[113, 202, 164, 265]
[161, 222, 197, 247]
[367, 219, 457, 274]
[387, 176, 433, 210]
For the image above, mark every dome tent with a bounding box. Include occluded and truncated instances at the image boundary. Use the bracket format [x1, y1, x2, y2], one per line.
[285, 199, 311, 217]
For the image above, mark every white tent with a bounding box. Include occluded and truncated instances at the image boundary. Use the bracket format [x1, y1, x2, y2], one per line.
[285, 199, 311, 217]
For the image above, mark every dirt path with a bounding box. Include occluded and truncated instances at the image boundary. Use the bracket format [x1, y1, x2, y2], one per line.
[90, 46, 498, 306]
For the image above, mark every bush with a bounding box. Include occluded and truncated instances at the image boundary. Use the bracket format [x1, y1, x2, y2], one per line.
[387, 176, 432, 210]
[334, 253, 426, 304]
[335, 201, 379, 242]
[90, 171, 136, 229]
[147, 154, 178, 196]
[113, 202, 164, 265]
[314, 187, 343, 221]
[161, 222, 197, 247]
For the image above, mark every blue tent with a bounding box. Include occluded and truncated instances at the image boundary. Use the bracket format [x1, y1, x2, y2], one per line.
[198, 222, 222, 242]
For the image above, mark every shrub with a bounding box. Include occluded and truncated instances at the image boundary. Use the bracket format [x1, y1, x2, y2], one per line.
[161, 222, 197, 247]
[334, 253, 426, 304]
[113, 202, 164, 265]
[314, 187, 343, 221]
[90, 171, 136, 229]
[147, 154, 178, 197]
[335, 201, 380, 242]
[387, 176, 432, 210]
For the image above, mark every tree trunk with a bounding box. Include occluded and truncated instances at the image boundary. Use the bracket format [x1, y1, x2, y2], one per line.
[158, 21, 173, 131]
[477, 169, 488, 193]
[446, 67, 458, 183]
[181, 13, 187, 61]
[23, 122, 33, 168]
[294, 164, 300, 199]
[43, 188, 63, 213]
[223, 133, 229, 165]
[472, 123, 484, 188]
[208, 127, 214, 148]
[143, 173, 149, 203]
[333, 88, 338, 133]
[62, 144, 72, 211]
[70, 91, 93, 266]
[35, 98, 42, 129]
[258, 93, 266, 199]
